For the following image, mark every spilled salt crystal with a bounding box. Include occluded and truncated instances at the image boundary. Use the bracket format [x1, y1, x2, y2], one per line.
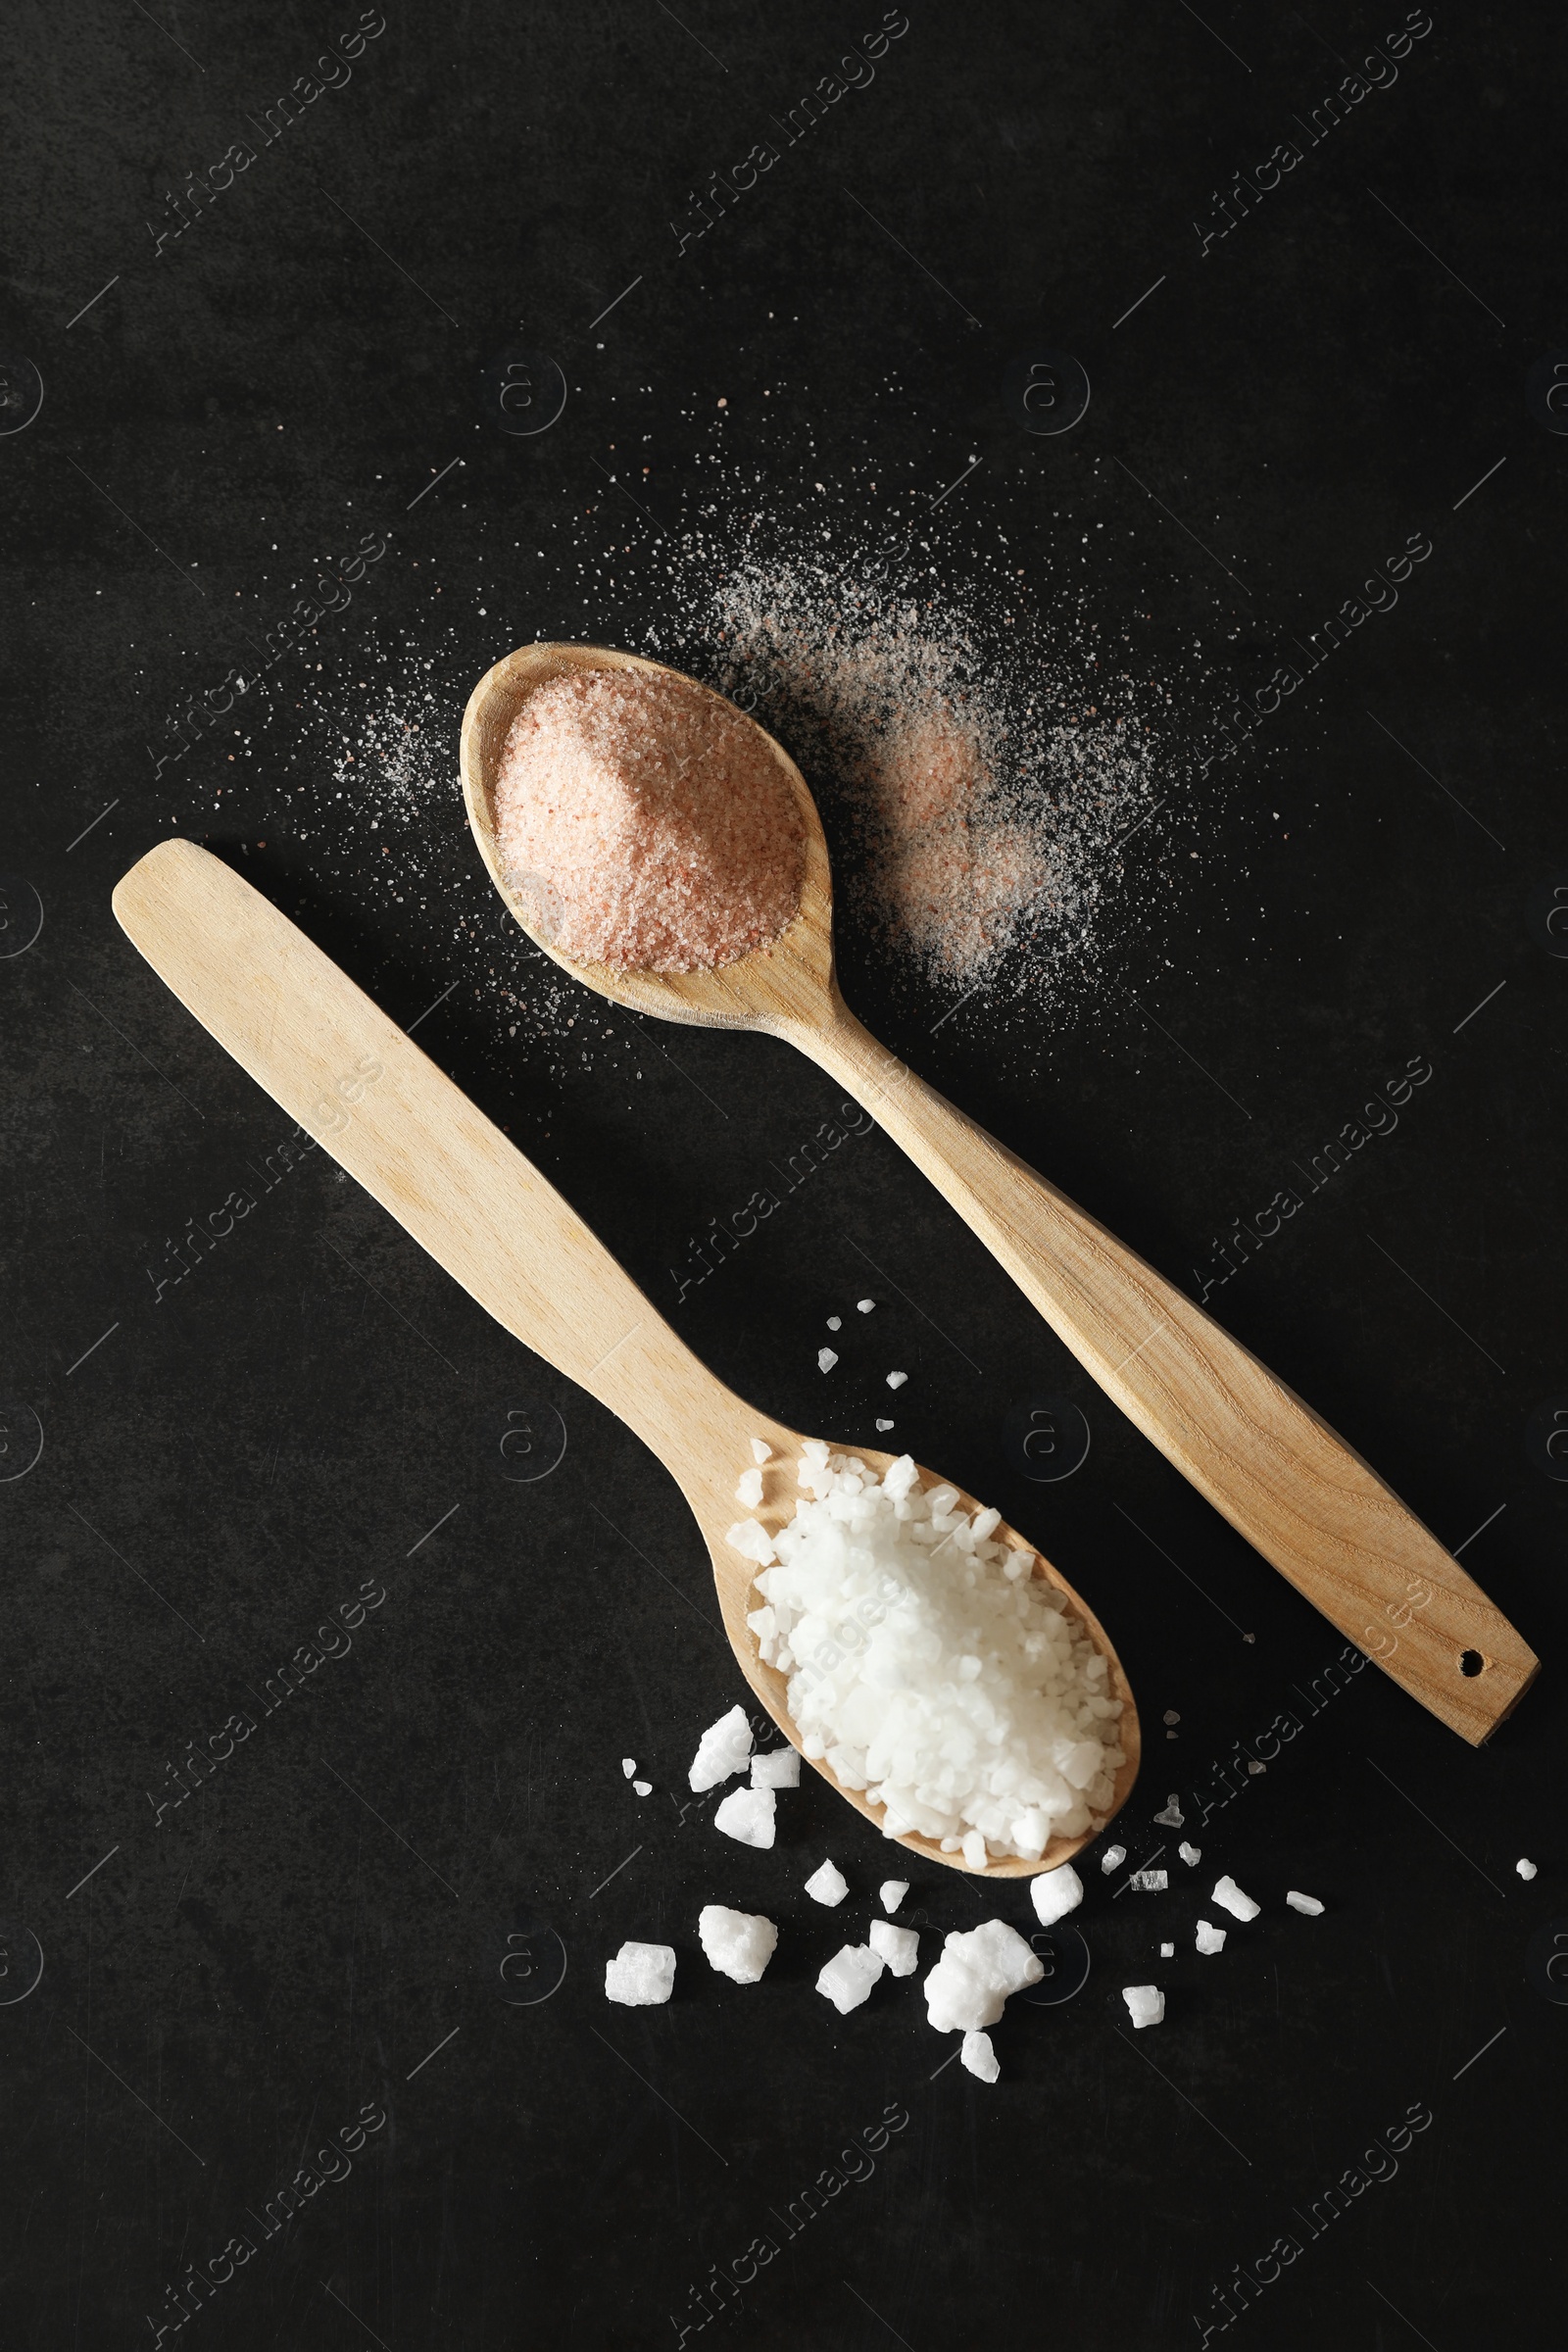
[1153, 1794, 1184, 1827]
[688, 1704, 753, 1791]
[1286, 1890, 1325, 1914]
[886, 1370, 907, 1389]
[961, 2030, 1000, 2082]
[1195, 1919, 1226, 1955]
[875, 1418, 895, 1431]
[1178, 1841, 1201, 1867]
[805, 1858, 849, 1906]
[858, 1298, 875, 1312]
[1121, 1984, 1164, 2029]
[880, 1879, 909, 1913]
[1211, 1876, 1260, 1922]
[1516, 1858, 1538, 1882]
[733, 1466, 764, 1507]
[714, 1787, 775, 1846]
[869, 1920, 919, 1977]
[751, 1747, 801, 1788]
[818, 1348, 839, 1373]
[1128, 1869, 1168, 1893]
[1031, 1863, 1083, 1927]
[1159, 1941, 1175, 1958]
[605, 1942, 675, 2006]
[699, 1905, 777, 1983]
[816, 1944, 884, 2013]
[750, 1438, 772, 1463]
[826, 1315, 842, 1331]
[1100, 1844, 1127, 1875]
[620, 1758, 636, 1779]
[633, 1780, 652, 1796]
[923, 1921, 1043, 2033]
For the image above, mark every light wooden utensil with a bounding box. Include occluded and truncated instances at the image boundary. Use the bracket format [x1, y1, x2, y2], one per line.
[462, 642, 1539, 1745]
[113, 839, 1140, 1879]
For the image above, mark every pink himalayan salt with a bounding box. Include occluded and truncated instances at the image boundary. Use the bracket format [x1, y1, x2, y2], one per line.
[494, 666, 804, 972]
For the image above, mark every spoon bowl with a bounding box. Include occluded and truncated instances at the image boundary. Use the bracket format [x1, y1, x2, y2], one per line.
[461, 642, 1541, 1748]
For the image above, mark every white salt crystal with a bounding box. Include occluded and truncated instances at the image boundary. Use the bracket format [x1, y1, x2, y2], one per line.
[960, 1829, 989, 1871]
[605, 1941, 675, 2006]
[750, 1438, 772, 1464]
[1030, 1863, 1083, 1928]
[923, 1920, 1043, 2034]
[869, 1920, 919, 1976]
[1100, 1844, 1127, 1875]
[633, 1780, 652, 1796]
[1153, 1794, 1184, 1826]
[961, 2030, 1000, 2082]
[858, 1298, 875, 1312]
[688, 1703, 754, 1791]
[621, 1758, 636, 1779]
[1128, 1869, 1168, 1893]
[817, 1348, 839, 1373]
[880, 1879, 909, 1913]
[875, 1418, 895, 1431]
[826, 1315, 842, 1331]
[805, 1858, 849, 1906]
[698, 1904, 777, 1984]
[1159, 1941, 1175, 1958]
[714, 1787, 775, 1847]
[1286, 1890, 1325, 1914]
[751, 1746, 801, 1788]
[733, 1466, 764, 1508]
[1177, 1841, 1201, 1867]
[886, 1370, 907, 1389]
[1121, 1984, 1164, 2029]
[816, 1943, 884, 2014]
[1211, 1875, 1260, 1922]
[1195, 1919, 1227, 1955]
[1516, 1858, 1538, 1882]
[725, 1518, 775, 1565]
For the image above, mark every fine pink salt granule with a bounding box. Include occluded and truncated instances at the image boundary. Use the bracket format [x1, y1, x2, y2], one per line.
[494, 666, 805, 972]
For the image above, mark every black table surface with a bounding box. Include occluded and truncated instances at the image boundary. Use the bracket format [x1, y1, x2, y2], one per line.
[3, 5, 1564, 2346]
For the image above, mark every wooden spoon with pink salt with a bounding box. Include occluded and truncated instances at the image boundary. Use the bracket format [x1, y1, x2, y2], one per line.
[461, 642, 1537, 1747]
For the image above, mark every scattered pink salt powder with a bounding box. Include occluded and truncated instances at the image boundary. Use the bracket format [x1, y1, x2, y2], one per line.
[494, 666, 805, 971]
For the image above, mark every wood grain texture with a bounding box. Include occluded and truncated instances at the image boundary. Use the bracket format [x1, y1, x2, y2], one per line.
[112, 839, 1140, 1878]
[462, 643, 1539, 1744]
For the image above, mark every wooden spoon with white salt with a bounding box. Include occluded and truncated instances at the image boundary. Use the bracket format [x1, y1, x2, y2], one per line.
[113, 839, 1139, 1880]
[462, 641, 1538, 1746]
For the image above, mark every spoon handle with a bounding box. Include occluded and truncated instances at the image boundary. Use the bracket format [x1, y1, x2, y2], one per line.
[799, 999, 1536, 1743]
[110, 842, 750, 1524]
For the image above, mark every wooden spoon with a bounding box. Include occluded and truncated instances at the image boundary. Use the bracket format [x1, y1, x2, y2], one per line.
[462, 642, 1538, 1745]
[112, 840, 1140, 1879]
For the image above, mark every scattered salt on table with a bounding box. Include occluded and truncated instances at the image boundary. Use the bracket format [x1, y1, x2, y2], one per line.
[751, 1747, 801, 1788]
[826, 1316, 842, 1331]
[1122, 1984, 1164, 2029]
[606, 1942, 675, 2006]
[858, 1298, 875, 1313]
[1286, 1890, 1325, 1915]
[1129, 1869, 1168, 1893]
[1516, 1858, 1538, 1881]
[1159, 1941, 1175, 1958]
[816, 1944, 885, 2014]
[869, 1920, 920, 1976]
[1177, 1841, 1201, 1867]
[817, 1348, 839, 1373]
[633, 1780, 652, 1796]
[1211, 1875, 1260, 1922]
[733, 1466, 764, 1508]
[961, 2030, 1000, 2083]
[714, 1787, 775, 1847]
[886, 1370, 907, 1389]
[688, 1704, 754, 1791]
[805, 1858, 849, 1906]
[621, 1758, 636, 1779]
[699, 1905, 777, 1983]
[1030, 1863, 1083, 1927]
[1195, 1919, 1226, 1956]
[923, 1921, 1043, 2034]
[1153, 1794, 1184, 1826]
[1100, 1844, 1127, 1875]
[880, 1879, 909, 1913]
[875, 1417, 895, 1431]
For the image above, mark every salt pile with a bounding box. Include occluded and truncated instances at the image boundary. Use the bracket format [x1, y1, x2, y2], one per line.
[699, 1905, 777, 1984]
[923, 1921, 1043, 2034]
[737, 1445, 1124, 1863]
[606, 1942, 675, 2006]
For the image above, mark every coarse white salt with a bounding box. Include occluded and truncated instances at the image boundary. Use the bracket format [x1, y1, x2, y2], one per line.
[752, 1747, 801, 1788]
[923, 1920, 1043, 2034]
[1211, 1876, 1260, 1922]
[858, 1298, 875, 1312]
[1159, 1941, 1175, 1958]
[1195, 1919, 1227, 1956]
[818, 1348, 839, 1373]
[806, 1858, 850, 1906]
[750, 1438, 772, 1464]
[875, 1417, 895, 1432]
[743, 1446, 1125, 1861]
[869, 1920, 920, 1976]
[816, 1943, 885, 2014]
[699, 1904, 778, 1984]
[1178, 1841, 1201, 1867]
[1516, 1858, 1538, 1881]
[606, 1941, 675, 2006]
[714, 1787, 775, 1847]
[961, 2030, 1000, 2083]
[1100, 1844, 1127, 1875]
[880, 1879, 909, 1913]
[1286, 1890, 1325, 1915]
[1121, 1984, 1164, 2029]
[634, 1779, 652, 1795]
[826, 1316, 842, 1331]
[1030, 1863, 1083, 1928]
[734, 1466, 764, 1508]
[621, 1758, 636, 1779]
[1153, 1794, 1184, 1826]
[688, 1703, 754, 1791]
[886, 1370, 907, 1389]
[725, 1518, 776, 1566]
[1128, 1870, 1168, 1893]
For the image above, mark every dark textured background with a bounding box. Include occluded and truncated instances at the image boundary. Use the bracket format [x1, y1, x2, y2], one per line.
[2, 4, 1564, 2346]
